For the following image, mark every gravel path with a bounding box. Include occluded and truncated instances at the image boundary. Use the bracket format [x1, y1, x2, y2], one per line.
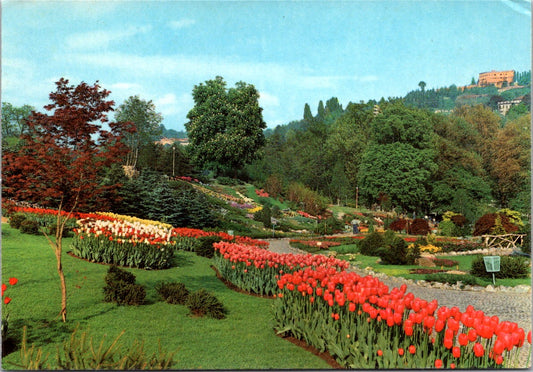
[266, 238, 532, 368]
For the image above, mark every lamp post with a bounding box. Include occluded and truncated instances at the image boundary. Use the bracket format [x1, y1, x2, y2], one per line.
[356, 186, 359, 209]
[172, 144, 176, 177]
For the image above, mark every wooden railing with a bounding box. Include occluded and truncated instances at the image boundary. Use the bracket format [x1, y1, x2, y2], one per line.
[480, 234, 526, 250]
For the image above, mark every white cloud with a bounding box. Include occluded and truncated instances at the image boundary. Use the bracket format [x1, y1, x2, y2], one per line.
[155, 93, 192, 118]
[168, 19, 196, 30]
[65, 25, 151, 50]
[258, 91, 280, 108]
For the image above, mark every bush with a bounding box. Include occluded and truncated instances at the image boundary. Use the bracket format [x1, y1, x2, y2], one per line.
[19, 220, 40, 235]
[9, 213, 27, 229]
[407, 218, 430, 235]
[155, 282, 190, 305]
[388, 219, 407, 232]
[103, 266, 145, 306]
[313, 217, 344, 235]
[520, 225, 530, 254]
[194, 236, 223, 259]
[473, 213, 519, 236]
[378, 235, 409, 265]
[358, 232, 384, 256]
[432, 258, 459, 267]
[450, 214, 467, 227]
[216, 176, 240, 186]
[438, 220, 456, 237]
[185, 289, 226, 319]
[470, 255, 530, 279]
[424, 273, 480, 287]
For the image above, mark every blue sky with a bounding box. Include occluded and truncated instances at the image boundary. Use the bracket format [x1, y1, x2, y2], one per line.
[2, 0, 531, 131]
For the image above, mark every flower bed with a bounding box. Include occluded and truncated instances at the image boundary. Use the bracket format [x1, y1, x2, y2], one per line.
[71, 218, 175, 269]
[289, 239, 342, 250]
[275, 267, 530, 368]
[213, 242, 349, 296]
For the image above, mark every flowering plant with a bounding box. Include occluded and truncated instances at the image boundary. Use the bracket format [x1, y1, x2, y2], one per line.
[1, 277, 18, 340]
[275, 267, 530, 368]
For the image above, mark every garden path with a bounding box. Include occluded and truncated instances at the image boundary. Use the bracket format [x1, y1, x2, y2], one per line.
[265, 238, 532, 367]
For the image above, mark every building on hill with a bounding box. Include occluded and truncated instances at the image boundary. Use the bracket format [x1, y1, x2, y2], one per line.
[497, 98, 523, 115]
[155, 137, 189, 146]
[478, 70, 515, 88]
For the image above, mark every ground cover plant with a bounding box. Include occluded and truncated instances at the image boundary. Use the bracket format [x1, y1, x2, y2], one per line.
[1, 224, 331, 369]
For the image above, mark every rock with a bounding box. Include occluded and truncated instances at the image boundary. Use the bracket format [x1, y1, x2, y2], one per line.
[415, 257, 436, 267]
[463, 285, 473, 291]
[512, 285, 531, 293]
[485, 285, 495, 292]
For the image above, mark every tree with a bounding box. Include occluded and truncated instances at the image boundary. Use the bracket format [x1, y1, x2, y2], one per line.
[357, 142, 437, 212]
[115, 95, 163, 169]
[1, 102, 34, 137]
[2, 78, 134, 321]
[185, 76, 266, 175]
[418, 81, 426, 92]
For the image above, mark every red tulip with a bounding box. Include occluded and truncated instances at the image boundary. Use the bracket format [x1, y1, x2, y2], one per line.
[434, 359, 443, 369]
[493, 339, 505, 355]
[458, 333, 468, 346]
[377, 349, 383, 356]
[408, 345, 416, 354]
[8, 277, 18, 286]
[398, 348, 404, 356]
[473, 342, 484, 357]
[444, 337, 453, 349]
[527, 330, 531, 345]
[452, 346, 461, 358]
[450, 363, 456, 369]
[3, 297, 11, 304]
[468, 328, 478, 342]
[1, 283, 6, 296]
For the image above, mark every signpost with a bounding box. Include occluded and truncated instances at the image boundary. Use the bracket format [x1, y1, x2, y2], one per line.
[483, 256, 501, 285]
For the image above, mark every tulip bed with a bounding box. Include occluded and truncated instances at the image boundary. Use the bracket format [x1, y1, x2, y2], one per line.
[213, 241, 349, 296]
[275, 267, 531, 369]
[212, 240, 531, 369]
[71, 217, 176, 269]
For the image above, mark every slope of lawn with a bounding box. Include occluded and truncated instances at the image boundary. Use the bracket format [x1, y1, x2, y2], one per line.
[1, 225, 330, 369]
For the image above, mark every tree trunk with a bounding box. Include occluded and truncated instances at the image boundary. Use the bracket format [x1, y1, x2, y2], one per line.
[55, 244, 67, 322]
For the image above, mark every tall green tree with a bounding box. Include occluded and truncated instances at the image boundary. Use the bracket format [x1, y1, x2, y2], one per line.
[1, 102, 34, 137]
[358, 102, 437, 212]
[115, 95, 163, 168]
[185, 76, 266, 175]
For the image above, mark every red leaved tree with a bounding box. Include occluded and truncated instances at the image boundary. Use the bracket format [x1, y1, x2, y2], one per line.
[2, 78, 134, 321]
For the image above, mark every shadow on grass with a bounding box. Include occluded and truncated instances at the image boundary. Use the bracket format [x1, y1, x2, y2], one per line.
[2, 317, 75, 357]
[171, 252, 195, 268]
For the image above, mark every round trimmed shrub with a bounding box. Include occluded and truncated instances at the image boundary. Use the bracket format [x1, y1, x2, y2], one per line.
[186, 289, 226, 319]
[407, 218, 430, 235]
[378, 236, 409, 265]
[473, 213, 519, 236]
[156, 282, 190, 305]
[9, 213, 27, 229]
[388, 219, 407, 232]
[19, 219, 40, 235]
[358, 232, 384, 256]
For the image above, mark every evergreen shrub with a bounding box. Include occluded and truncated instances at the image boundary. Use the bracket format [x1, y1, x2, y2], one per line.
[194, 235, 223, 259]
[155, 282, 190, 305]
[359, 232, 384, 256]
[185, 289, 226, 319]
[103, 266, 146, 306]
[378, 235, 409, 265]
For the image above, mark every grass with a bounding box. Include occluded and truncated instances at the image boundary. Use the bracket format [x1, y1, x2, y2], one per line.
[1, 225, 330, 369]
[244, 184, 289, 210]
[332, 242, 531, 287]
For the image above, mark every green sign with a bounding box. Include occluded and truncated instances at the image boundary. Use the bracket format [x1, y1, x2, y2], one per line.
[483, 256, 501, 272]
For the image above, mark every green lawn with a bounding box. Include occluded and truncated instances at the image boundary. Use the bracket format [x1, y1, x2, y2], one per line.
[332, 245, 531, 287]
[1, 225, 330, 369]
